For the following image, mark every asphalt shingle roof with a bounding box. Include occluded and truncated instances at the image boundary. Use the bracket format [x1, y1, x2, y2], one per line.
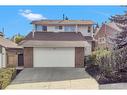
[24, 32, 85, 41]
[31, 20, 95, 25]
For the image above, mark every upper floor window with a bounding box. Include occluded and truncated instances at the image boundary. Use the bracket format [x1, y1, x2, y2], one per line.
[55, 26, 63, 30]
[43, 26, 47, 31]
[36, 25, 42, 31]
[88, 26, 91, 33]
[36, 25, 47, 31]
[64, 26, 75, 32]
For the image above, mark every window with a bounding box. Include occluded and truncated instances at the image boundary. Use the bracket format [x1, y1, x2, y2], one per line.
[36, 25, 42, 31]
[88, 26, 91, 33]
[42, 26, 47, 31]
[36, 25, 47, 31]
[99, 37, 105, 43]
[55, 26, 63, 30]
[64, 26, 75, 32]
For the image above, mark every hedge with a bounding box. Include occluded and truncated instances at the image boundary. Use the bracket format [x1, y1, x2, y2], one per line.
[0, 68, 16, 89]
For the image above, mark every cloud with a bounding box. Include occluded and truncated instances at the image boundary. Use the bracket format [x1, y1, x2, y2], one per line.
[19, 9, 47, 21]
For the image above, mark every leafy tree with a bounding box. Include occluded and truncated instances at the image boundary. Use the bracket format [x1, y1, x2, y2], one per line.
[109, 13, 127, 49]
[11, 33, 24, 44]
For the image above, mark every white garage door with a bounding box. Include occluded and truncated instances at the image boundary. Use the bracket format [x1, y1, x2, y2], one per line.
[33, 47, 75, 67]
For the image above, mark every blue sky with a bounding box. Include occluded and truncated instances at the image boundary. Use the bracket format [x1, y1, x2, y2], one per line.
[0, 6, 126, 38]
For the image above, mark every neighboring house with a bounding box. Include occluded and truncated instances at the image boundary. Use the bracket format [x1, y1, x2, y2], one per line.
[0, 32, 23, 68]
[94, 22, 121, 50]
[19, 32, 87, 68]
[31, 20, 95, 55]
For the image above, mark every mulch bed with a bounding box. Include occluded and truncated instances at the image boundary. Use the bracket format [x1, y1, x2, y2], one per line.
[85, 65, 127, 84]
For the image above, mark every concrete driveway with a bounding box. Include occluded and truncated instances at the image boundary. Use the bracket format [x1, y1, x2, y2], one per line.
[6, 68, 99, 89]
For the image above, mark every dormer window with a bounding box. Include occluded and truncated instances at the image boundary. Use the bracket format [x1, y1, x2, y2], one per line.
[55, 26, 63, 30]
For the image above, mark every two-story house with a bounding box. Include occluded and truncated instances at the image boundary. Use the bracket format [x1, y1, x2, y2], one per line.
[20, 20, 95, 68]
[32, 20, 95, 56]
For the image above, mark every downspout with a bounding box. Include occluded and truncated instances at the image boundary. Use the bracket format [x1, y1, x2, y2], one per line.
[32, 24, 35, 38]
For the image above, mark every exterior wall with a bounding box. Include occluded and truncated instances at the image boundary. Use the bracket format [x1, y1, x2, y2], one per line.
[75, 47, 84, 68]
[47, 26, 64, 32]
[78, 25, 93, 37]
[84, 41, 92, 56]
[35, 24, 94, 37]
[2, 47, 6, 68]
[7, 52, 18, 67]
[0, 47, 6, 68]
[24, 47, 33, 68]
[24, 47, 84, 68]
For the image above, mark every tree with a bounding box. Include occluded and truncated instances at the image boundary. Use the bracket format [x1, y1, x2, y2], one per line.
[109, 13, 127, 49]
[11, 33, 24, 44]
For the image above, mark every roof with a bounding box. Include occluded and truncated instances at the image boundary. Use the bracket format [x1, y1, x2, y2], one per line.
[84, 36, 93, 41]
[20, 32, 87, 47]
[106, 22, 122, 32]
[94, 22, 122, 39]
[24, 32, 85, 41]
[31, 20, 95, 25]
[0, 37, 22, 49]
[19, 40, 87, 47]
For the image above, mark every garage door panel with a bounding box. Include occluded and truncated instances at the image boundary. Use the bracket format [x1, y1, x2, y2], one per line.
[33, 48, 75, 67]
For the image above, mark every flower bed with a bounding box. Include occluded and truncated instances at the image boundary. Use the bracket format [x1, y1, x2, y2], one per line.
[0, 68, 16, 89]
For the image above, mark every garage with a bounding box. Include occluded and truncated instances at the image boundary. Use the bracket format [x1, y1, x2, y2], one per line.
[21, 32, 85, 68]
[33, 47, 75, 67]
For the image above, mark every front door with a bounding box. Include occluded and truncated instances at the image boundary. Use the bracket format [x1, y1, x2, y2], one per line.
[18, 54, 24, 66]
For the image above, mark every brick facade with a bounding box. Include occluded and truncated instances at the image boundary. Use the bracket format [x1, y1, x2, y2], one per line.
[75, 47, 84, 68]
[24, 47, 33, 68]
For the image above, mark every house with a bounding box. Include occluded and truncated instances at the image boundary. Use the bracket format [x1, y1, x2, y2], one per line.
[19, 32, 87, 68]
[0, 32, 23, 68]
[94, 22, 121, 50]
[31, 20, 95, 55]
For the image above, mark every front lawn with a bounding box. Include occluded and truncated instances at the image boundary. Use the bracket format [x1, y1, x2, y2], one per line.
[0, 68, 16, 89]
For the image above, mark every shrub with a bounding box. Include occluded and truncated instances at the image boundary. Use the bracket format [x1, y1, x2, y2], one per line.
[86, 47, 127, 84]
[95, 46, 127, 83]
[0, 68, 16, 89]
